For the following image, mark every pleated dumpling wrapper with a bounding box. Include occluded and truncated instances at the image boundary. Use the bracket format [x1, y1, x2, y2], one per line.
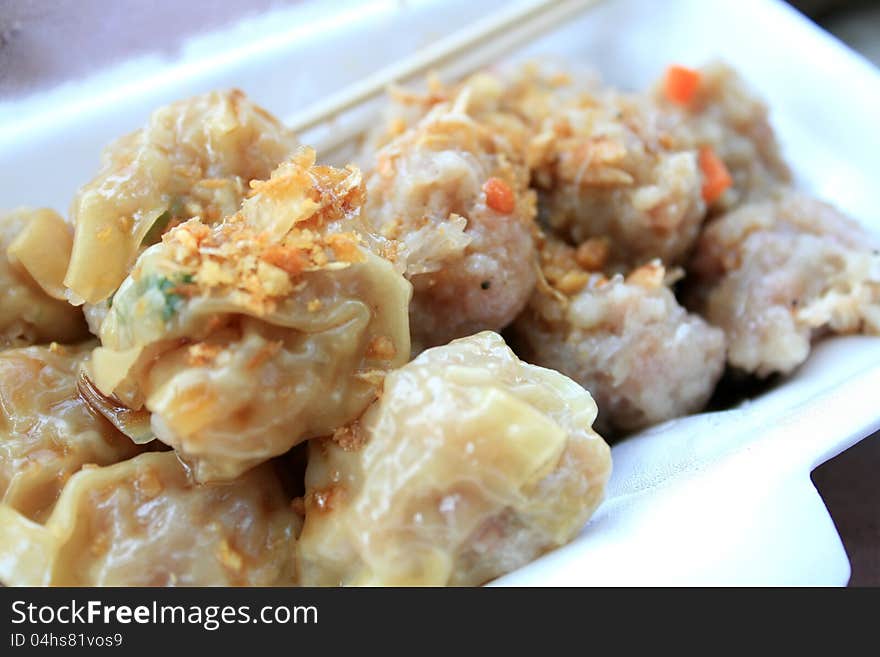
[1, 208, 87, 349]
[297, 331, 611, 586]
[0, 452, 300, 586]
[0, 342, 145, 523]
[88, 147, 412, 482]
[64, 89, 297, 306]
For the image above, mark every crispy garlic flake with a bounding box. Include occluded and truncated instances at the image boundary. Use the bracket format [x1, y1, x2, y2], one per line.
[65, 89, 297, 304]
[90, 147, 412, 482]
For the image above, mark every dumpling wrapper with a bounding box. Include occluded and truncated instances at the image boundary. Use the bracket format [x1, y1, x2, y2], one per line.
[297, 331, 611, 586]
[1, 208, 87, 349]
[0, 451, 300, 586]
[90, 148, 412, 482]
[0, 343, 144, 523]
[64, 89, 297, 304]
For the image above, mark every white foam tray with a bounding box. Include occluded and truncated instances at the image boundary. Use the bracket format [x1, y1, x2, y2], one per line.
[2, 0, 878, 586]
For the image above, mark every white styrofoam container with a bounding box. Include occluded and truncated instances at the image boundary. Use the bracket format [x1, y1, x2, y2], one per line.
[1, 0, 878, 585]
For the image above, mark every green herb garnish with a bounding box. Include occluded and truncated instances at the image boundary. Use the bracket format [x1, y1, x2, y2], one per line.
[157, 275, 191, 320]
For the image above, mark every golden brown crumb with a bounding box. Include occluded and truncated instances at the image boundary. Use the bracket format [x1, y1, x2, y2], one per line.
[331, 421, 367, 451]
[325, 232, 366, 264]
[626, 260, 666, 288]
[217, 538, 244, 573]
[575, 237, 610, 272]
[536, 235, 599, 296]
[135, 468, 164, 499]
[555, 270, 590, 295]
[365, 335, 396, 361]
[187, 343, 223, 367]
[260, 243, 307, 277]
[150, 148, 373, 317]
[307, 484, 346, 513]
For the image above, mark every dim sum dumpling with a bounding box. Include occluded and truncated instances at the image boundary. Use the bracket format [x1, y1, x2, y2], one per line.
[65, 89, 297, 304]
[90, 148, 412, 481]
[655, 62, 791, 210]
[687, 191, 880, 376]
[0, 452, 300, 586]
[0, 342, 144, 523]
[511, 238, 726, 436]
[365, 75, 538, 352]
[531, 90, 707, 269]
[1, 208, 87, 349]
[297, 331, 611, 586]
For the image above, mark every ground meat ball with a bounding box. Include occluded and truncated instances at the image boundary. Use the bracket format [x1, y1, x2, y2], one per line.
[365, 76, 538, 352]
[656, 62, 791, 210]
[0, 452, 300, 586]
[531, 90, 707, 269]
[0, 343, 146, 523]
[511, 238, 726, 436]
[65, 89, 297, 305]
[297, 331, 611, 586]
[687, 191, 880, 377]
[90, 148, 412, 482]
[1, 208, 87, 349]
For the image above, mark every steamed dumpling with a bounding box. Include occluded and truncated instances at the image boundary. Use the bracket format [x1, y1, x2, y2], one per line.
[297, 331, 611, 586]
[90, 148, 412, 481]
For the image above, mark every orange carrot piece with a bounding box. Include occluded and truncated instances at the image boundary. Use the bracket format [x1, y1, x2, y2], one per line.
[483, 177, 516, 214]
[699, 146, 733, 204]
[664, 65, 701, 106]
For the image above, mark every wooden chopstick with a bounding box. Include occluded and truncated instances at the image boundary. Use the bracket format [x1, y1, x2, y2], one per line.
[287, 0, 603, 139]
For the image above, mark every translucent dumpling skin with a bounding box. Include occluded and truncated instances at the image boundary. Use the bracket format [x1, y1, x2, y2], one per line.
[1, 208, 87, 349]
[65, 89, 297, 304]
[688, 191, 880, 376]
[0, 452, 300, 586]
[0, 343, 144, 523]
[90, 148, 412, 482]
[297, 331, 611, 586]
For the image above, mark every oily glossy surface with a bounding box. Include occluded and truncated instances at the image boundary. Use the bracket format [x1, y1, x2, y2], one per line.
[298, 331, 611, 586]
[0, 451, 300, 586]
[0, 342, 144, 523]
[0, 208, 87, 349]
[65, 89, 297, 304]
[91, 148, 412, 482]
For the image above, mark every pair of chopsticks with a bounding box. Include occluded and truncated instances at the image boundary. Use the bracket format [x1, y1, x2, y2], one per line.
[287, 0, 603, 149]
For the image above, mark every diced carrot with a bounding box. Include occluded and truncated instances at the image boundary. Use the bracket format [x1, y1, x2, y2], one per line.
[699, 146, 733, 204]
[483, 177, 516, 214]
[664, 65, 701, 106]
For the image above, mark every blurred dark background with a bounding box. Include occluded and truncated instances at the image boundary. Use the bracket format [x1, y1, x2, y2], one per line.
[0, 0, 877, 585]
